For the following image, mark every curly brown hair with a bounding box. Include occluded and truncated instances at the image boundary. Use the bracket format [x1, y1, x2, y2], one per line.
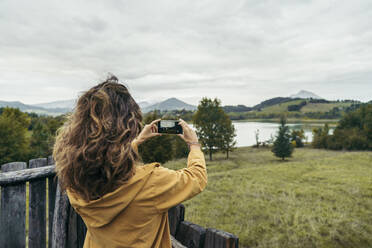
[53, 75, 143, 201]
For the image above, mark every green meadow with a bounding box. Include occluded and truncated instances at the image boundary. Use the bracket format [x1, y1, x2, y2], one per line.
[164, 147, 372, 248]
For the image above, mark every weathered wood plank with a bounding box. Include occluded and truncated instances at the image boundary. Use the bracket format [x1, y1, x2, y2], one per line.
[29, 158, 47, 248]
[171, 235, 187, 248]
[175, 221, 206, 248]
[168, 204, 185, 236]
[1, 162, 27, 172]
[0, 162, 27, 248]
[204, 228, 239, 248]
[0, 165, 55, 186]
[47, 155, 55, 166]
[66, 204, 88, 248]
[48, 176, 57, 248]
[47, 155, 57, 248]
[51, 183, 70, 248]
[67, 205, 78, 248]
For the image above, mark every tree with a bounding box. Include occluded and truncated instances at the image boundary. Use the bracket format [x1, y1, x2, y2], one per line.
[193, 98, 230, 160]
[312, 124, 329, 149]
[30, 120, 53, 158]
[324, 104, 372, 150]
[272, 116, 294, 160]
[173, 135, 189, 159]
[291, 129, 305, 147]
[0, 107, 31, 165]
[146, 111, 189, 159]
[254, 129, 260, 148]
[138, 111, 174, 163]
[217, 114, 236, 159]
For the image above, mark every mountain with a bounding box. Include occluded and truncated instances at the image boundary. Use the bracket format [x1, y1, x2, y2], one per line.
[142, 98, 196, 113]
[138, 101, 152, 109]
[0, 100, 49, 113]
[0, 100, 71, 116]
[290, 90, 322, 99]
[33, 99, 76, 110]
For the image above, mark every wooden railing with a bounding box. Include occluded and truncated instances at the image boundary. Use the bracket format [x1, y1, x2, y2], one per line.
[0, 157, 238, 248]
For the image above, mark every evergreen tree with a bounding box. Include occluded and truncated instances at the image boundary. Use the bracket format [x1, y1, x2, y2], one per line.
[272, 116, 294, 160]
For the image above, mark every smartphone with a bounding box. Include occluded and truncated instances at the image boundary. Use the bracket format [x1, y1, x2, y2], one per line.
[157, 120, 183, 134]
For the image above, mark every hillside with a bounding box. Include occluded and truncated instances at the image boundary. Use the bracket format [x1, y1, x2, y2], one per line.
[252, 97, 300, 110]
[164, 147, 372, 248]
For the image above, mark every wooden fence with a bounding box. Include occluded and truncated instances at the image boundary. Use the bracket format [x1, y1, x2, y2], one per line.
[0, 157, 238, 248]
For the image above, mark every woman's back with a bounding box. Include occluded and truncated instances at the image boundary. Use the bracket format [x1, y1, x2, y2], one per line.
[67, 147, 206, 248]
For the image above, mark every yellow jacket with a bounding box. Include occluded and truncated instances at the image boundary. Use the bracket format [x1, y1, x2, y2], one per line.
[66, 146, 207, 248]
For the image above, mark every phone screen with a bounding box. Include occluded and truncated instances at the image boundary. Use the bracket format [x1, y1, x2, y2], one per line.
[157, 120, 183, 134]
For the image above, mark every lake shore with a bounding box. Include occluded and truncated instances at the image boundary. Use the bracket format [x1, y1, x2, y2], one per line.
[232, 118, 339, 126]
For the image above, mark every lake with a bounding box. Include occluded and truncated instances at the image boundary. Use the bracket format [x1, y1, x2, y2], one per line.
[192, 121, 334, 147]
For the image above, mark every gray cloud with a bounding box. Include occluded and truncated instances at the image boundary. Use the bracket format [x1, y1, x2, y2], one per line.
[0, 0, 371, 106]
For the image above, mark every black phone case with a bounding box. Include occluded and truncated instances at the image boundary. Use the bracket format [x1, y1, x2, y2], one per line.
[157, 120, 183, 134]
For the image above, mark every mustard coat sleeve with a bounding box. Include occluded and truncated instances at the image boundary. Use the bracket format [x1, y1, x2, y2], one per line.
[150, 147, 207, 213]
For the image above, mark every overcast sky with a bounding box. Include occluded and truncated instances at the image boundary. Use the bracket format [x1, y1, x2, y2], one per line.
[0, 0, 371, 106]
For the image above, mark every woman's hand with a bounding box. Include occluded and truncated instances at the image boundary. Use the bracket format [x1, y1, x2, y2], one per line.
[177, 119, 200, 149]
[133, 119, 162, 145]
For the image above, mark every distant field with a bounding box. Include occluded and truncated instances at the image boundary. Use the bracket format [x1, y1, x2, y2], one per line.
[164, 147, 372, 248]
[260, 100, 304, 113]
[259, 100, 353, 114]
[301, 102, 353, 113]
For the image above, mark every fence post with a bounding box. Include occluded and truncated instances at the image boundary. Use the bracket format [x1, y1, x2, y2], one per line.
[29, 158, 48, 248]
[66, 205, 87, 248]
[204, 228, 239, 248]
[47, 155, 57, 248]
[175, 221, 206, 248]
[168, 204, 185, 236]
[0, 162, 27, 248]
[52, 183, 70, 248]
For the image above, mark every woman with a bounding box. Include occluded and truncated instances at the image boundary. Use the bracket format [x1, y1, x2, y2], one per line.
[53, 76, 207, 248]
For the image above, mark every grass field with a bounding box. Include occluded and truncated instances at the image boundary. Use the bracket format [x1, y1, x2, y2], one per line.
[164, 147, 372, 248]
[301, 102, 353, 113]
[260, 100, 304, 113]
[259, 101, 353, 114]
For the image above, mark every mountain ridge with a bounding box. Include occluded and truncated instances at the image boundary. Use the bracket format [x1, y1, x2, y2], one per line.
[1, 92, 366, 116]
